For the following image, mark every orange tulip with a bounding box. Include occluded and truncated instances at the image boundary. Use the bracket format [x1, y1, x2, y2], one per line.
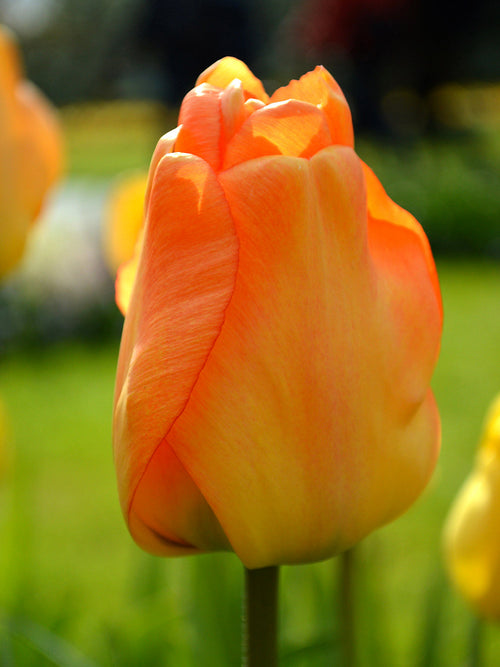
[113, 57, 442, 569]
[443, 394, 500, 620]
[0, 25, 63, 279]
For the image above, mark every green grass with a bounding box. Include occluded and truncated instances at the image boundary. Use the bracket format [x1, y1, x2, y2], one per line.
[60, 102, 178, 178]
[1, 260, 500, 665]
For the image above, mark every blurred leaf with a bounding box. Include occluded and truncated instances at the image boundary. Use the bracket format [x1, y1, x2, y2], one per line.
[414, 570, 447, 667]
[7, 618, 98, 667]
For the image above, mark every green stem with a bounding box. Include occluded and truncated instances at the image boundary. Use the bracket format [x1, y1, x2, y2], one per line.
[243, 566, 279, 667]
[469, 614, 483, 667]
[339, 548, 356, 667]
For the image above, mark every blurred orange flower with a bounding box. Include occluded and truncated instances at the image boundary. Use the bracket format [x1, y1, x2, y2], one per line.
[444, 394, 500, 620]
[113, 57, 442, 568]
[0, 25, 63, 279]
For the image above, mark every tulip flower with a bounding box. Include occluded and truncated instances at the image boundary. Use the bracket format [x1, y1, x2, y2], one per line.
[113, 57, 442, 570]
[443, 394, 500, 620]
[104, 171, 148, 274]
[0, 25, 63, 279]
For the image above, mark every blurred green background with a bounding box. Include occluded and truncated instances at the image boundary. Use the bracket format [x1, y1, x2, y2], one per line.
[0, 0, 500, 665]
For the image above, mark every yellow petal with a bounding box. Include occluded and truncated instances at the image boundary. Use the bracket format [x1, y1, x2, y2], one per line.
[105, 172, 148, 274]
[444, 395, 500, 619]
[444, 459, 500, 620]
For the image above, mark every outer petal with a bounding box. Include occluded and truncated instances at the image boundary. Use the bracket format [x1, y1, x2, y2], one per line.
[165, 148, 440, 568]
[270, 66, 354, 147]
[113, 152, 238, 554]
[114, 128, 181, 314]
[223, 99, 332, 169]
[363, 160, 442, 317]
[197, 56, 269, 102]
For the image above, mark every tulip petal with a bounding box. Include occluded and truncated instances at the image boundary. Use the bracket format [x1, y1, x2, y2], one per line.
[270, 66, 354, 147]
[197, 56, 269, 102]
[144, 127, 180, 217]
[114, 152, 238, 554]
[175, 85, 223, 171]
[362, 161, 443, 321]
[164, 148, 440, 568]
[444, 460, 500, 619]
[223, 100, 332, 169]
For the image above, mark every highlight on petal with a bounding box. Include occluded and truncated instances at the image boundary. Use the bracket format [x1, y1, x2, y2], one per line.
[197, 56, 269, 103]
[270, 66, 354, 147]
[163, 149, 440, 568]
[113, 152, 239, 554]
[223, 99, 332, 169]
[144, 126, 180, 215]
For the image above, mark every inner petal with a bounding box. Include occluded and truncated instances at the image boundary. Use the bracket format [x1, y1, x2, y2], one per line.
[197, 56, 269, 103]
[270, 66, 354, 147]
[223, 99, 332, 170]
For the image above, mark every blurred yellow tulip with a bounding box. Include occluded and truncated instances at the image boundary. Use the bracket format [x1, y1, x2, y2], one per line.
[103, 171, 148, 274]
[443, 394, 500, 619]
[0, 25, 63, 279]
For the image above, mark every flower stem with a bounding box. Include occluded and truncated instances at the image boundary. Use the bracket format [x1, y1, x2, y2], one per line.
[339, 548, 356, 667]
[243, 566, 279, 667]
[469, 614, 483, 667]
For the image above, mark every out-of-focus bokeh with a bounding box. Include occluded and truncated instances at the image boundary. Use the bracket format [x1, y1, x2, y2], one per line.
[0, 1, 499, 665]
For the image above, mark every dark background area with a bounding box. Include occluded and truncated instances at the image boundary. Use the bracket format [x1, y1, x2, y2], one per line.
[1, 0, 499, 129]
